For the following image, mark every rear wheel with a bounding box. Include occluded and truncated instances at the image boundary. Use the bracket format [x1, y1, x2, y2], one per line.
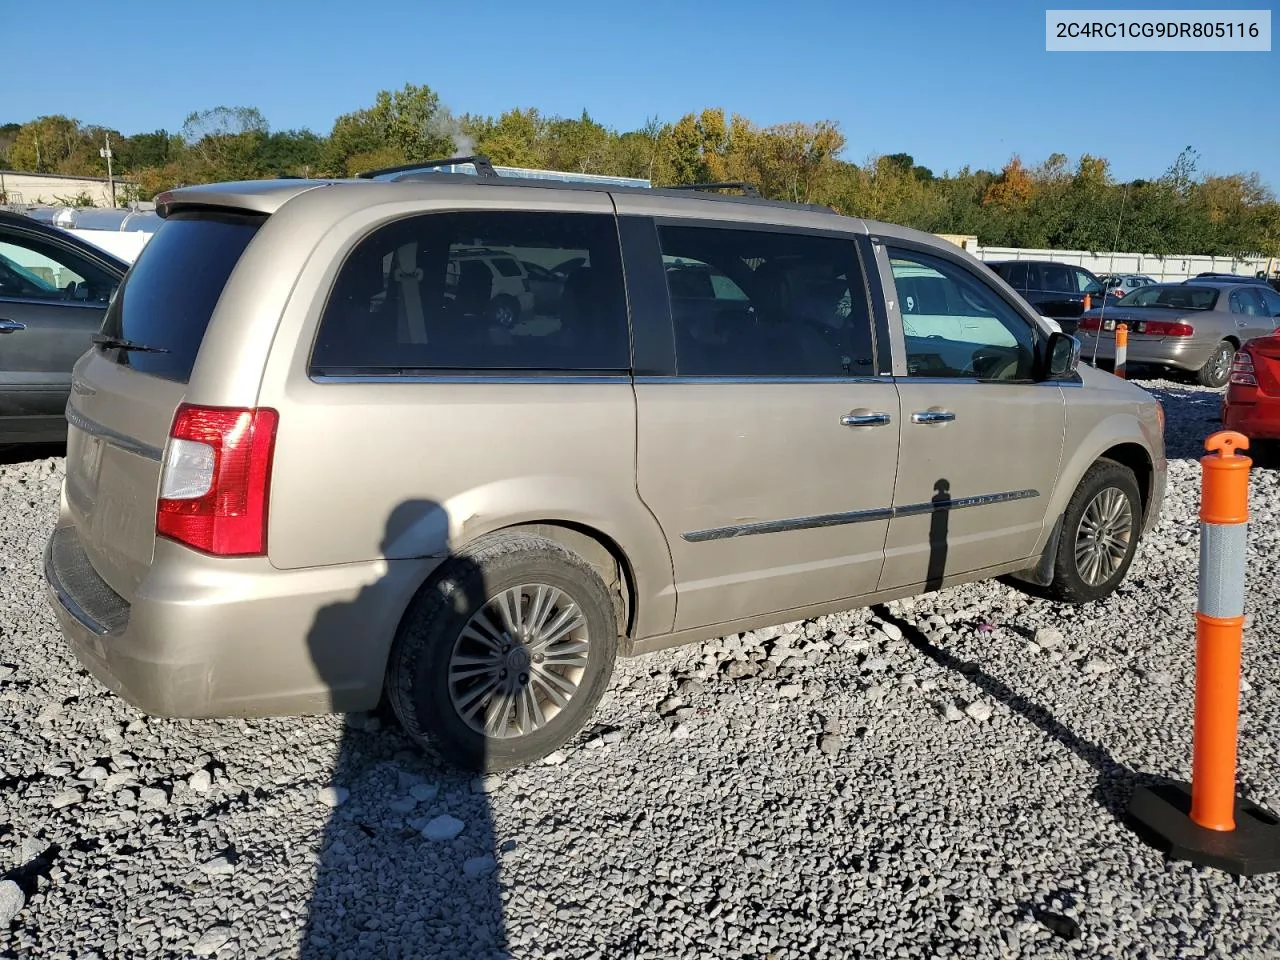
[489, 295, 521, 329]
[1196, 340, 1235, 388]
[1044, 460, 1142, 604]
[386, 532, 617, 771]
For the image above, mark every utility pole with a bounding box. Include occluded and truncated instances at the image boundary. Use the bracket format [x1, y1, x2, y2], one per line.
[100, 134, 115, 208]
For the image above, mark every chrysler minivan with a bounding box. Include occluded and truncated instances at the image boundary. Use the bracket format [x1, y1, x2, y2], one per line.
[44, 164, 1167, 770]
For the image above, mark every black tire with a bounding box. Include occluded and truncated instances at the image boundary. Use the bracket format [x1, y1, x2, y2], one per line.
[1196, 340, 1235, 389]
[385, 532, 617, 772]
[1043, 459, 1143, 604]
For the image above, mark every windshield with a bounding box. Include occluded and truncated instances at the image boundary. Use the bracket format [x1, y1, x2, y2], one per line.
[1117, 285, 1219, 310]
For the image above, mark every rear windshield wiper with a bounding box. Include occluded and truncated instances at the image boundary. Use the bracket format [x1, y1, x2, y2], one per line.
[92, 334, 170, 354]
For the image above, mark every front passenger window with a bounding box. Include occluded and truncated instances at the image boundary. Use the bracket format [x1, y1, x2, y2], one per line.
[889, 248, 1037, 381]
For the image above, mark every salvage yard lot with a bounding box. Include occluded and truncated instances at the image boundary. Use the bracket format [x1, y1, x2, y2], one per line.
[1, 379, 1278, 959]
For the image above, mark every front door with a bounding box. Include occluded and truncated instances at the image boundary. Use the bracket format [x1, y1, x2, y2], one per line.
[629, 217, 901, 631]
[0, 226, 117, 439]
[875, 242, 1067, 591]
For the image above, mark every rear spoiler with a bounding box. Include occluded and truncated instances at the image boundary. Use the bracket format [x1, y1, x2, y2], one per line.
[154, 179, 330, 219]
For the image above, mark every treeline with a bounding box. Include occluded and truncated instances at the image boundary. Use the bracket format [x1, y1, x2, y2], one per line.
[3, 83, 1278, 258]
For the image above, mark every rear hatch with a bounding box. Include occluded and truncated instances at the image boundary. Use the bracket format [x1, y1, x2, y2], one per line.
[64, 211, 264, 598]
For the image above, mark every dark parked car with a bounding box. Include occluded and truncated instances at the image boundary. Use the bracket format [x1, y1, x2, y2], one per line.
[0, 211, 128, 444]
[985, 260, 1106, 334]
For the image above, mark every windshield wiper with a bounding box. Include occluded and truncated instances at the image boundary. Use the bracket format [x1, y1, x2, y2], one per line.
[92, 334, 170, 354]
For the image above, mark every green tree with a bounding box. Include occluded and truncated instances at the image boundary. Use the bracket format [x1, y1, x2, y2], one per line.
[324, 83, 454, 176]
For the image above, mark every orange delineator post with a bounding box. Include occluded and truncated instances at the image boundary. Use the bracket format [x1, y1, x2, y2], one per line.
[1114, 323, 1128, 379]
[1190, 430, 1251, 831]
[1084, 293, 1092, 312]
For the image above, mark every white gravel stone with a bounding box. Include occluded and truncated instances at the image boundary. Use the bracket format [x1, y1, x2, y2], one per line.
[463, 855, 498, 878]
[540, 750, 567, 766]
[198, 856, 236, 876]
[187, 769, 212, 793]
[192, 926, 234, 956]
[0, 880, 24, 926]
[421, 815, 466, 842]
[777, 684, 803, 699]
[965, 701, 994, 722]
[316, 785, 349, 808]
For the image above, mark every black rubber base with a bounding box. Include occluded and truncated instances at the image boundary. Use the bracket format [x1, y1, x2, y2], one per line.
[1127, 781, 1280, 876]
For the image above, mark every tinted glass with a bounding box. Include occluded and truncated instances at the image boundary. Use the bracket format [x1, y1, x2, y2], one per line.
[999, 262, 1028, 288]
[491, 257, 522, 278]
[890, 247, 1037, 381]
[312, 211, 629, 373]
[1258, 287, 1280, 317]
[1041, 264, 1074, 292]
[98, 212, 263, 382]
[657, 224, 873, 377]
[1119, 285, 1219, 310]
[0, 233, 117, 303]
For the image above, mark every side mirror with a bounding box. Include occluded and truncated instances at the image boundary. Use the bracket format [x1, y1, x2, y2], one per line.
[1047, 331, 1081, 378]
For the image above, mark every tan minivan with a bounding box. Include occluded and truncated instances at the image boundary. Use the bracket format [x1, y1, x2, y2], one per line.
[44, 164, 1167, 770]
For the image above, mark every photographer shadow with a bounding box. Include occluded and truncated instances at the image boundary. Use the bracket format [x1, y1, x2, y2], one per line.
[300, 499, 509, 959]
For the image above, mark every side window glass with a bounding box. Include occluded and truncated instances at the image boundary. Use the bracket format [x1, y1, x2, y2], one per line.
[311, 211, 630, 373]
[1229, 290, 1247, 315]
[657, 224, 873, 378]
[0, 235, 115, 303]
[1002, 262, 1028, 288]
[889, 247, 1037, 381]
[1074, 269, 1102, 294]
[1042, 264, 1073, 293]
[1258, 287, 1280, 318]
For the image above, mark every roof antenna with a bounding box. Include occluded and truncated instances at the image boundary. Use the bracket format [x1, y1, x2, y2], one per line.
[1090, 181, 1130, 370]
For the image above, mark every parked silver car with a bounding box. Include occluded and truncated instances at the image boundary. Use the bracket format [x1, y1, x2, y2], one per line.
[1096, 273, 1157, 299]
[1077, 281, 1280, 387]
[43, 166, 1167, 770]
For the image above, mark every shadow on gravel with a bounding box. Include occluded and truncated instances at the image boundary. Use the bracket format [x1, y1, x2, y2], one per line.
[301, 501, 507, 959]
[872, 606, 1170, 832]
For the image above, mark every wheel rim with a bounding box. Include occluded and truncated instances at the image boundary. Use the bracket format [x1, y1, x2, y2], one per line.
[494, 304, 515, 327]
[1213, 345, 1233, 382]
[1074, 487, 1134, 587]
[448, 583, 590, 739]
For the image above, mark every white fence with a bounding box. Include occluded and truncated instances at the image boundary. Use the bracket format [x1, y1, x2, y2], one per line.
[972, 244, 1275, 283]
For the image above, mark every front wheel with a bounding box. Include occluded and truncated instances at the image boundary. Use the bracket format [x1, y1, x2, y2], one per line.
[1044, 460, 1142, 604]
[386, 532, 618, 771]
[1196, 340, 1235, 389]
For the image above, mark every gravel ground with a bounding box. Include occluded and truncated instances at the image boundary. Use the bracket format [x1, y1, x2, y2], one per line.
[2, 378, 1279, 959]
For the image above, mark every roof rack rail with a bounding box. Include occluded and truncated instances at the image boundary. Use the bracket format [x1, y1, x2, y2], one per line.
[667, 181, 761, 198]
[355, 154, 500, 180]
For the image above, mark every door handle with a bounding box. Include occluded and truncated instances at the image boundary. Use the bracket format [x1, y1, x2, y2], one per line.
[0, 319, 26, 334]
[911, 409, 956, 424]
[841, 410, 892, 427]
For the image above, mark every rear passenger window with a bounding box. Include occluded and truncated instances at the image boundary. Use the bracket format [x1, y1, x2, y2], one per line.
[656, 224, 874, 377]
[998, 262, 1028, 288]
[311, 212, 630, 374]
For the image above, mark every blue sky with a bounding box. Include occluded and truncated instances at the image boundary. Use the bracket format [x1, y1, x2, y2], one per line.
[5, 0, 1276, 187]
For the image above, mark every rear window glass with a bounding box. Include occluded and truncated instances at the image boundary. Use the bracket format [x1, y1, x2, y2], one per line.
[1119, 285, 1219, 310]
[97, 212, 263, 382]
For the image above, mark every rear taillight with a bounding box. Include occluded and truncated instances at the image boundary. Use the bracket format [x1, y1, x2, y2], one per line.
[1230, 350, 1258, 386]
[1143, 321, 1195, 337]
[157, 404, 279, 557]
[1078, 316, 1100, 332]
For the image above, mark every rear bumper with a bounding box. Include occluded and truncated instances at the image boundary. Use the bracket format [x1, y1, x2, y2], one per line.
[1222, 392, 1280, 440]
[1077, 334, 1219, 373]
[44, 522, 442, 718]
